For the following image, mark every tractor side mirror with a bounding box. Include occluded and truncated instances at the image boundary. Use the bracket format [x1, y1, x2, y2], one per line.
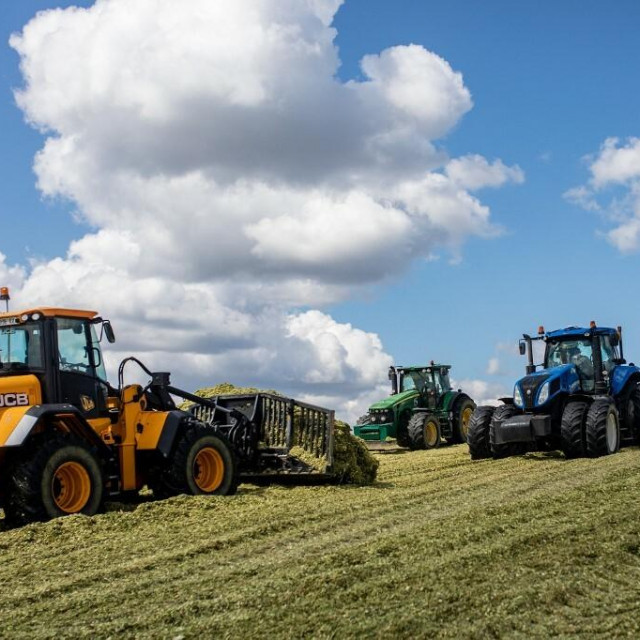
[519, 341, 526, 356]
[103, 321, 116, 343]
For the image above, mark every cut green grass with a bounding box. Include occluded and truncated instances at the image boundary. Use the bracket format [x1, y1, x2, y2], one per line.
[2, 446, 640, 638]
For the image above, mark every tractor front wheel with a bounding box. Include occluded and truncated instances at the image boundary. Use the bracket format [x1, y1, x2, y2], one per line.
[451, 397, 476, 444]
[560, 401, 588, 459]
[4, 432, 104, 525]
[585, 399, 620, 457]
[467, 406, 495, 459]
[407, 413, 441, 450]
[150, 419, 238, 498]
[490, 405, 524, 459]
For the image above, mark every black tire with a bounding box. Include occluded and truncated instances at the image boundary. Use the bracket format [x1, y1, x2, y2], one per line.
[394, 410, 411, 447]
[451, 396, 476, 444]
[617, 382, 640, 444]
[490, 405, 524, 459]
[4, 432, 104, 526]
[396, 411, 411, 447]
[150, 419, 238, 498]
[585, 399, 620, 457]
[407, 413, 441, 450]
[560, 401, 588, 459]
[466, 406, 495, 459]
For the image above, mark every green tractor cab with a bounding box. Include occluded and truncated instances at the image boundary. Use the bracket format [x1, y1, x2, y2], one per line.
[353, 363, 476, 450]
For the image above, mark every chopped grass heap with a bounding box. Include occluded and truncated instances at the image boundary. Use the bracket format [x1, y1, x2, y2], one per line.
[332, 420, 379, 485]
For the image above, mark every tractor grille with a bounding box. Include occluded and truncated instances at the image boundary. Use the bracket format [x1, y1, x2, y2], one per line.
[520, 374, 550, 410]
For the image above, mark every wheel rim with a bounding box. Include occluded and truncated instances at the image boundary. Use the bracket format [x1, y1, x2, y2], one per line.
[461, 407, 473, 439]
[194, 447, 225, 492]
[425, 421, 439, 447]
[606, 410, 618, 452]
[52, 462, 91, 513]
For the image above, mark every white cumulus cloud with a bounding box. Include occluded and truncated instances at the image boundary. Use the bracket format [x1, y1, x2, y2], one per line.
[6, 0, 522, 421]
[565, 137, 640, 253]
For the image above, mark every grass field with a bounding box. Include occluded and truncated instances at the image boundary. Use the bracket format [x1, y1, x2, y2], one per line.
[2, 444, 640, 638]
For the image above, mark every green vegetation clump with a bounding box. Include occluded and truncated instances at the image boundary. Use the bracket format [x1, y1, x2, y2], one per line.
[191, 382, 281, 398]
[332, 420, 379, 485]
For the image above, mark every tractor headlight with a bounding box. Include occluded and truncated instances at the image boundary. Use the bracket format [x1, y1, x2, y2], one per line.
[537, 381, 550, 406]
[514, 385, 524, 408]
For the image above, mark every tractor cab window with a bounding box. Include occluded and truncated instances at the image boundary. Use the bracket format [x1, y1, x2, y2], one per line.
[546, 338, 594, 388]
[401, 375, 416, 391]
[600, 335, 618, 373]
[0, 322, 43, 370]
[435, 370, 451, 394]
[401, 371, 428, 393]
[57, 318, 105, 378]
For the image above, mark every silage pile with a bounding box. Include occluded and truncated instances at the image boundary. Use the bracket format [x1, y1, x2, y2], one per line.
[331, 420, 378, 485]
[189, 383, 378, 485]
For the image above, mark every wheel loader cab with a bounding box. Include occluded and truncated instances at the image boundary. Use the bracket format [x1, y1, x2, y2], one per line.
[0, 309, 114, 421]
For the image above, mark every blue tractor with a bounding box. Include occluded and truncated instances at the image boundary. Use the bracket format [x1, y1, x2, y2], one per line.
[467, 323, 640, 459]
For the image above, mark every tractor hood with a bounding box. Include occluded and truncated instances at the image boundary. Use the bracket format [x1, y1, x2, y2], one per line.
[369, 389, 420, 411]
[514, 364, 580, 410]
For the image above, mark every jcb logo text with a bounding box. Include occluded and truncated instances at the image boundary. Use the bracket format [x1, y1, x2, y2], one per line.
[0, 393, 29, 408]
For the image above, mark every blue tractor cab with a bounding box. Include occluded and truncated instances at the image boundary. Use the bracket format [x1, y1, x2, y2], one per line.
[467, 322, 640, 459]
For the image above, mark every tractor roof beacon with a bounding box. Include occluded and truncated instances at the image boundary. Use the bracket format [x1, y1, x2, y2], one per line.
[353, 362, 476, 451]
[467, 322, 640, 460]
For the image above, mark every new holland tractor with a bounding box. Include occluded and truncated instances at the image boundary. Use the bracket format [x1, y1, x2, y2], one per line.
[353, 363, 476, 449]
[467, 323, 640, 460]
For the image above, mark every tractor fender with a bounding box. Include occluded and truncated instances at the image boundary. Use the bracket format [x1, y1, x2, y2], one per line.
[0, 404, 111, 456]
[446, 391, 473, 414]
[612, 367, 640, 398]
[155, 410, 188, 458]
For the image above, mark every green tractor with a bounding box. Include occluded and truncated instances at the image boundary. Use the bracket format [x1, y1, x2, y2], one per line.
[353, 363, 476, 449]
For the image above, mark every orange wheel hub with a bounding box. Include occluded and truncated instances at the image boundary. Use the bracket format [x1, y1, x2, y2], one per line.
[52, 462, 91, 513]
[194, 447, 224, 493]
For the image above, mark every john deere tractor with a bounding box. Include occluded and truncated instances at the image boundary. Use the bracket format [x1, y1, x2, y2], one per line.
[467, 323, 640, 460]
[0, 297, 240, 525]
[353, 363, 476, 449]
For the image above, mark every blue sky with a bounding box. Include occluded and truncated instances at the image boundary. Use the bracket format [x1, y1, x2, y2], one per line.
[1, 0, 640, 413]
[330, 0, 640, 383]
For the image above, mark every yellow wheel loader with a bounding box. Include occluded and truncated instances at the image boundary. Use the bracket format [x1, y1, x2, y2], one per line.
[0, 297, 237, 525]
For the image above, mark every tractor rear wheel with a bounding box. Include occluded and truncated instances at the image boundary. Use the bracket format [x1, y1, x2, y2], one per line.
[560, 401, 588, 459]
[490, 405, 524, 459]
[407, 413, 441, 450]
[466, 406, 495, 459]
[451, 397, 476, 444]
[150, 419, 238, 498]
[585, 399, 620, 457]
[617, 383, 640, 444]
[4, 432, 104, 525]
